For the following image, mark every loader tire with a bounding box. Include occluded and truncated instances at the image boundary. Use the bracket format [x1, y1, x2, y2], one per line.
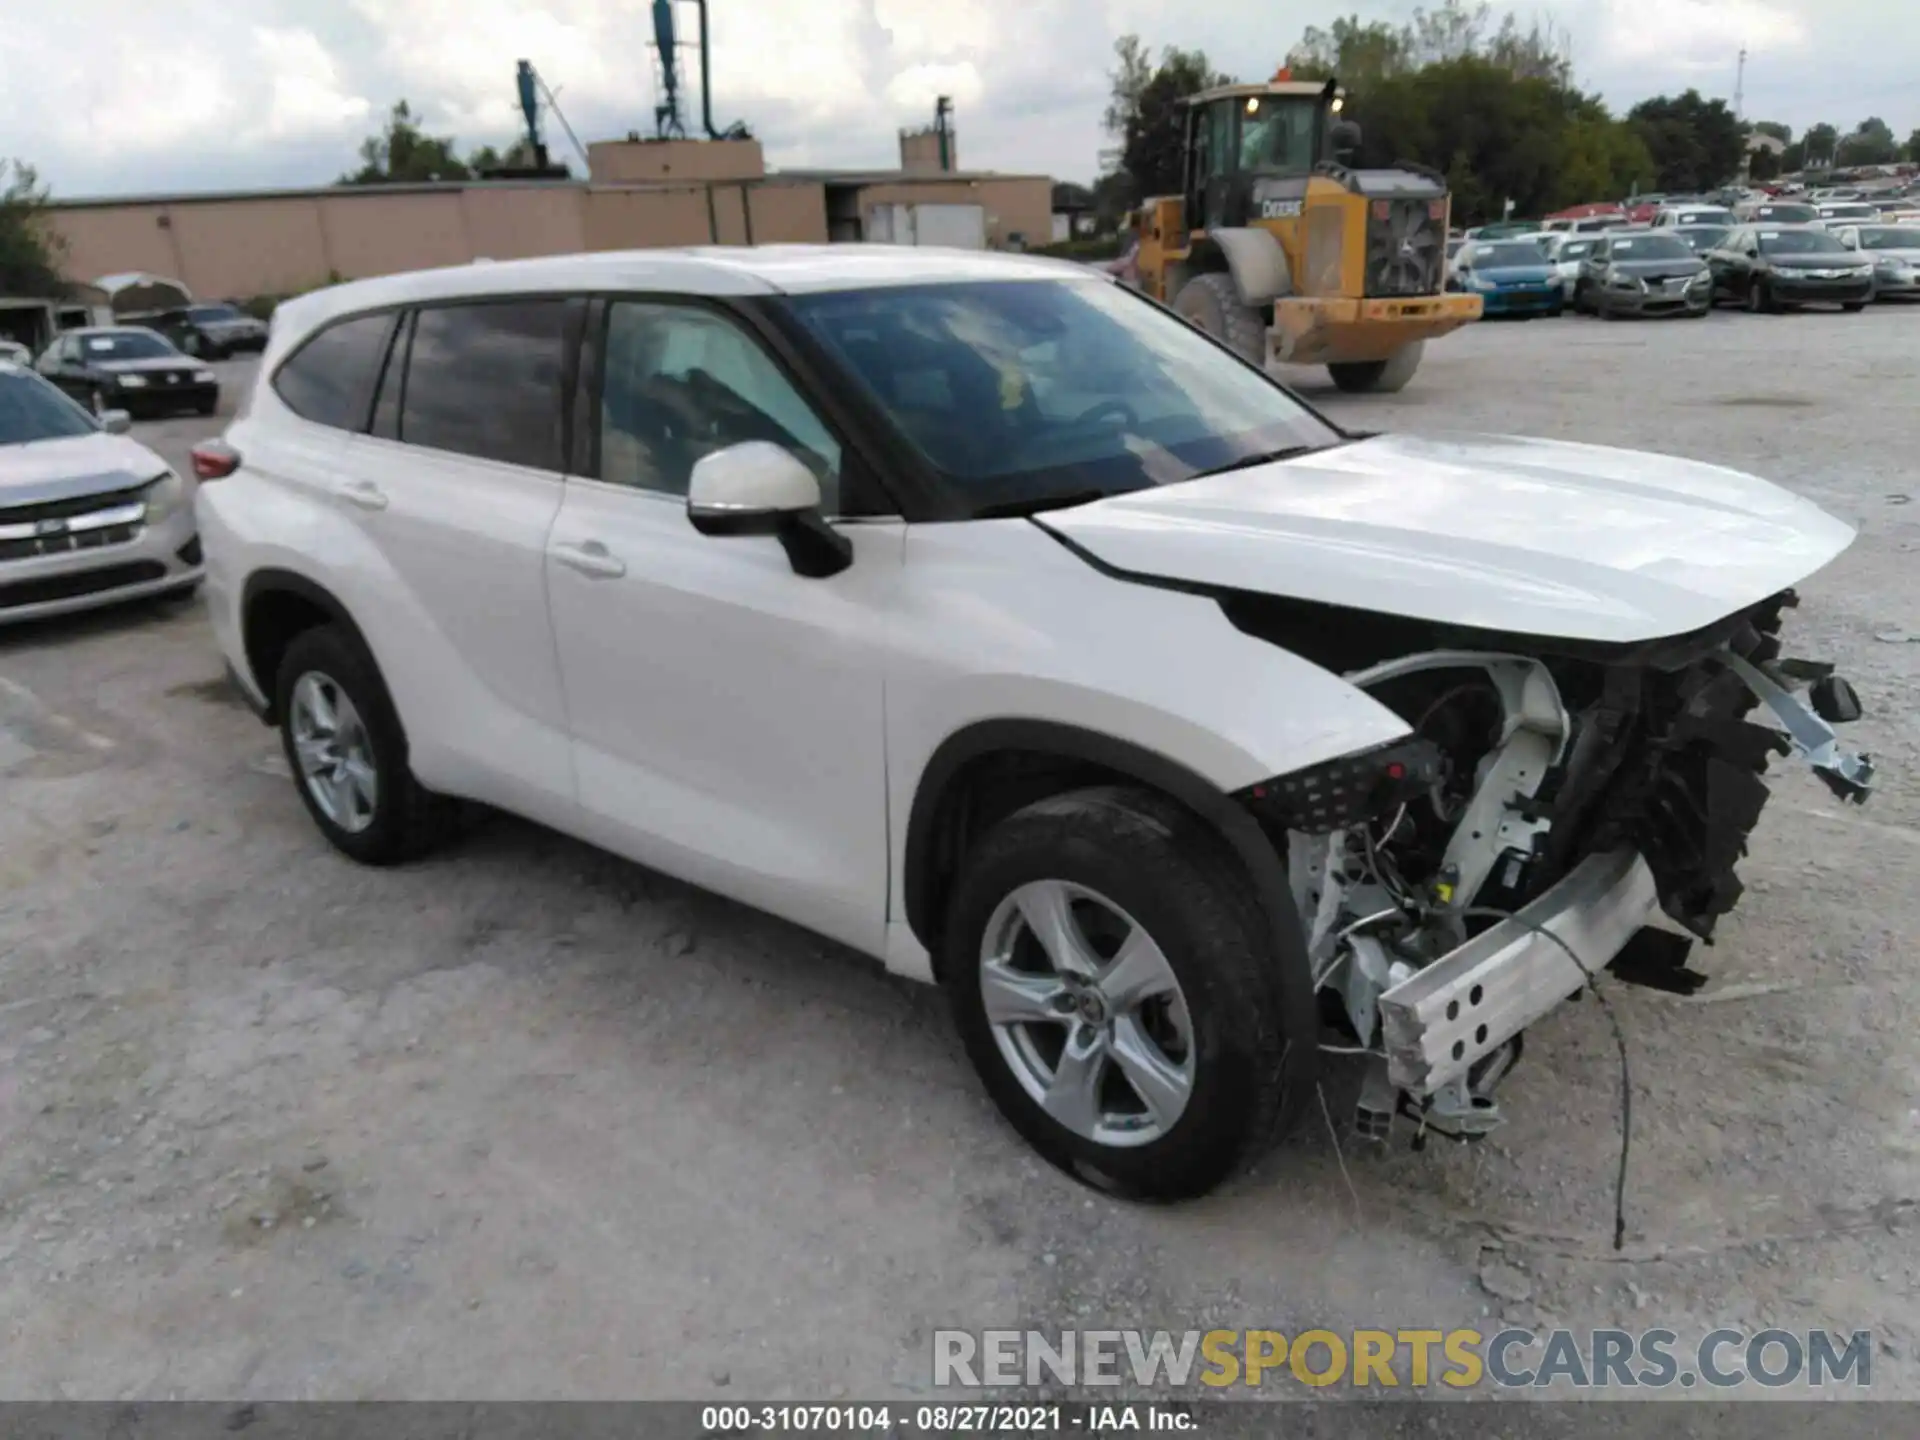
[1173, 272, 1266, 367]
[1327, 341, 1424, 394]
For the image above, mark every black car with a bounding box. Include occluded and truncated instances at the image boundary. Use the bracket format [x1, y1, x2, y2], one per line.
[1571, 231, 1711, 318]
[1705, 226, 1876, 313]
[151, 302, 269, 358]
[34, 327, 219, 417]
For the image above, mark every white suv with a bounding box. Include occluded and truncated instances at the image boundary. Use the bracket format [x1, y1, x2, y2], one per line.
[197, 246, 1872, 1198]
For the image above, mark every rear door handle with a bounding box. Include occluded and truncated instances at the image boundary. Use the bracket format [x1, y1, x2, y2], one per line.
[552, 540, 627, 579]
[336, 480, 388, 511]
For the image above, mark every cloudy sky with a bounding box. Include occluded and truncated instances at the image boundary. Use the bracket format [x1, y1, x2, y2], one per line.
[1, 0, 1911, 198]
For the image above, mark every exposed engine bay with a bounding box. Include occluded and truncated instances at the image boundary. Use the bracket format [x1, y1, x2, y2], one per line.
[1233, 589, 1874, 1142]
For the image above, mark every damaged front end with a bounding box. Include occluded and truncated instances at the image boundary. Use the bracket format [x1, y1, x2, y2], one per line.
[1232, 589, 1874, 1143]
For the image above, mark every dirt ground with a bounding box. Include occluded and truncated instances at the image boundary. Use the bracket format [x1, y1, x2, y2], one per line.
[1, 306, 1916, 1402]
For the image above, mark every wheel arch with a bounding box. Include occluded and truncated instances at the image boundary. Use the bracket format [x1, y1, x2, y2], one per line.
[902, 719, 1304, 984]
[240, 568, 378, 724]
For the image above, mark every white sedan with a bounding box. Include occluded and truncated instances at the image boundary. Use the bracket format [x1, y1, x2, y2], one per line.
[0, 359, 202, 624]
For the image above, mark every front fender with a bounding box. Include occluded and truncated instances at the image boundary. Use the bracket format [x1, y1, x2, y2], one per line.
[1203, 228, 1294, 305]
[887, 522, 1413, 934]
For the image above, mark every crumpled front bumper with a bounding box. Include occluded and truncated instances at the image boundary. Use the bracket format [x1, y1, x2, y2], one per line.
[1379, 848, 1656, 1095]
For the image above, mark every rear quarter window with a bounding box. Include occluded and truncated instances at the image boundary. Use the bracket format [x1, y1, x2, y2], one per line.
[272, 313, 398, 431]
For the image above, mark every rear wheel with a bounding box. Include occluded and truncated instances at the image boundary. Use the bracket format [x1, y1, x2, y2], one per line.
[1172, 272, 1266, 367]
[943, 785, 1313, 1200]
[274, 624, 458, 866]
[1327, 341, 1424, 394]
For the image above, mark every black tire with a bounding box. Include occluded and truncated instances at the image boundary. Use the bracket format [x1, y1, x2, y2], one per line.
[943, 785, 1314, 1201]
[1746, 279, 1773, 314]
[88, 386, 107, 416]
[1328, 341, 1424, 394]
[1172, 272, 1266, 366]
[1842, 301, 1866, 313]
[274, 624, 458, 866]
[195, 396, 218, 416]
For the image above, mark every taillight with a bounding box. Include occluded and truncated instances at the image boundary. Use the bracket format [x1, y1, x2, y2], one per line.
[190, 439, 241, 480]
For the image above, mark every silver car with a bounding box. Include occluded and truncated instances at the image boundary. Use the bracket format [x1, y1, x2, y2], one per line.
[1834, 223, 1920, 299]
[0, 361, 202, 624]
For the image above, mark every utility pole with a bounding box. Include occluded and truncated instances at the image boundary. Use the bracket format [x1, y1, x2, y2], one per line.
[1733, 48, 1746, 121]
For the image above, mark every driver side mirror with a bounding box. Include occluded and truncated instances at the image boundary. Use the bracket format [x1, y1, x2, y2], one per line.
[686, 441, 851, 579]
[101, 409, 132, 435]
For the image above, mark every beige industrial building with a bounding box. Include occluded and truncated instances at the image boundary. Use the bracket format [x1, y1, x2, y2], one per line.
[44, 133, 1055, 302]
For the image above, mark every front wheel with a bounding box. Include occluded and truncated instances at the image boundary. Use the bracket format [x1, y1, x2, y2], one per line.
[1171, 272, 1267, 367]
[1842, 301, 1866, 313]
[1327, 341, 1424, 394]
[275, 624, 458, 866]
[1746, 279, 1774, 314]
[943, 786, 1313, 1200]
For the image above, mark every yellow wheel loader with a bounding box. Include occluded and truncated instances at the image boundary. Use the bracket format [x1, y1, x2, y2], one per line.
[1127, 71, 1481, 393]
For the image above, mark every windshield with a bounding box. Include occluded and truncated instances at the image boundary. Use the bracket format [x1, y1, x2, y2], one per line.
[81, 330, 178, 360]
[1469, 242, 1548, 268]
[1474, 222, 1535, 240]
[1754, 204, 1817, 223]
[1821, 204, 1876, 220]
[1858, 227, 1920, 250]
[1238, 97, 1317, 172]
[783, 279, 1343, 515]
[1557, 239, 1596, 259]
[187, 304, 243, 322]
[1676, 227, 1728, 251]
[1605, 234, 1693, 261]
[0, 369, 97, 445]
[1673, 209, 1734, 226]
[1758, 230, 1846, 255]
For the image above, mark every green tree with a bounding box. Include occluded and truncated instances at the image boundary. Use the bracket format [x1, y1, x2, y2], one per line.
[341, 100, 472, 185]
[1287, 17, 1411, 84]
[1907, 128, 1920, 161]
[0, 160, 66, 297]
[1748, 146, 1781, 182]
[1836, 116, 1897, 166]
[1103, 36, 1227, 200]
[1801, 122, 1839, 169]
[1627, 90, 1745, 191]
[1751, 120, 1792, 145]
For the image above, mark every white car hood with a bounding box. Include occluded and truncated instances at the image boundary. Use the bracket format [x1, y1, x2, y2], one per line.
[1041, 432, 1855, 644]
[0, 433, 167, 504]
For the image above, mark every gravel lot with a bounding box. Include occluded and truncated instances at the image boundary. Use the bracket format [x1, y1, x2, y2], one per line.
[1, 308, 1917, 1402]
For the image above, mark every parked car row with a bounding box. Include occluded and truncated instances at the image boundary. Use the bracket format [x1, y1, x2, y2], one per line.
[1448, 220, 1915, 320]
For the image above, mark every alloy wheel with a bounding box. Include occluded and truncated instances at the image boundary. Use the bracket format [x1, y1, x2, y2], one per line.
[978, 880, 1195, 1148]
[289, 671, 379, 834]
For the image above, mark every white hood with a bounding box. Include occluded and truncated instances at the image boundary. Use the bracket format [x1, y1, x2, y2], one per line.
[0, 433, 168, 502]
[1041, 432, 1855, 645]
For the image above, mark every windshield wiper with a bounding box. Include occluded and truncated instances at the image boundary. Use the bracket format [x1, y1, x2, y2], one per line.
[971, 489, 1111, 520]
[1190, 443, 1326, 479]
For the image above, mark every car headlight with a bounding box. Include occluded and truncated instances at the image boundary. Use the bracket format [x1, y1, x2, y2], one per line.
[1608, 272, 1642, 290]
[142, 470, 187, 523]
[193, 368, 216, 383]
[115, 374, 148, 388]
[1687, 271, 1711, 286]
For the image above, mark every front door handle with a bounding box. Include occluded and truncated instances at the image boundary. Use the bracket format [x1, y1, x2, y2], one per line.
[336, 480, 388, 511]
[552, 540, 627, 579]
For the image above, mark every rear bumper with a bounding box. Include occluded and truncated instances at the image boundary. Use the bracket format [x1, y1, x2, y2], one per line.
[1378, 849, 1658, 1095]
[1271, 293, 1483, 366]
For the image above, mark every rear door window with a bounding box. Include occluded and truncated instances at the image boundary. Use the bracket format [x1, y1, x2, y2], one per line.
[274, 313, 398, 431]
[400, 300, 569, 470]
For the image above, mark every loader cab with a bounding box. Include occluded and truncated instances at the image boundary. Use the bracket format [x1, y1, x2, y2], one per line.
[1182, 79, 1347, 233]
